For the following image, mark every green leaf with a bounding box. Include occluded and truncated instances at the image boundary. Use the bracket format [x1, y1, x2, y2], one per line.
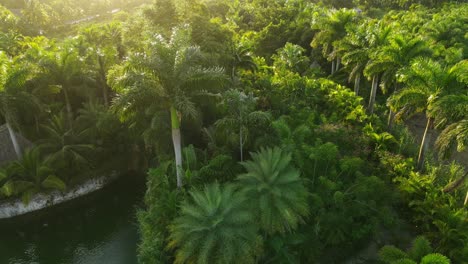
[379, 245, 408, 263]
[41, 175, 66, 191]
[409, 236, 433, 261]
[420, 253, 450, 264]
[21, 188, 38, 205]
[0, 169, 8, 181]
[1, 180, 15, 196]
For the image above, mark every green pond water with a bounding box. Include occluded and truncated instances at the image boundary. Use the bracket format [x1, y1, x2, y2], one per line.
[0, 176, 145, 264]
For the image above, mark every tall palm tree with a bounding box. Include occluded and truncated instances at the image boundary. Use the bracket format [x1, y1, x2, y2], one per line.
[38, 113, 94, 182]
[373, 36, 432, 127]
[38, 44, 85, 129]
[237, 147, 309, 234]
[109, 27, 225, 188]
[0, 53, 39, 158]
[340, 20, 392, 107]
[215, 89, 270, 161]
[168, 183, 257, 264]
[362, 22, 392, 114]
[311, 9, 357, 74]
[388, 58, 467, 170]
[430, 94, 468, 159]
[339, 21, 371, 96]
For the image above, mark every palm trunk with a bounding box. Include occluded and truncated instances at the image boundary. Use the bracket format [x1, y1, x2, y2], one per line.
[368, 75, 379, 114]
[98, 57, 109, 107]
[335, 57, 341, 72]
[63, 86, 73, 129]
[354, 73, 361, 96]
[231, 65, 236, 81]
[464, 191, 468, 206]
[239, 126, 243, 162]
[170, 106, 183, 188]
[331, 60, 336, 74]
[387, 83, 398, 130]
[387, 110, 396, 130]
[101, 85, 109, 107]
[6, 122, 22, 159]
[417, 117, 434, 171]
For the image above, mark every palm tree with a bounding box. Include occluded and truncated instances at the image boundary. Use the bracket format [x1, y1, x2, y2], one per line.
[0, 53, 39, 158]
[215, 89, 270, 161]
[230, 43, 257, 81]
[38, 113, 94, 181]
[372, 36, 432, 127]
[388, 58, 467, 170]
[168, 183, 257, 264]
[339, 22, 371, 96]
[311, 9, 357, 74]
[340, 20, 392, 107]
[272, 42, 310, 74]
[237, 147, 309, 234]
[38, 45, 85, 129]
[430, 94, 468, 159]
[1, 147, 66, 204]
[109, 27, 225, 188]
[362, 22, 392, 114]
[0, 31, 23, 57]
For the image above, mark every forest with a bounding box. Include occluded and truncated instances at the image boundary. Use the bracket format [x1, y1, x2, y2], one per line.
[0, 0, 467, 263]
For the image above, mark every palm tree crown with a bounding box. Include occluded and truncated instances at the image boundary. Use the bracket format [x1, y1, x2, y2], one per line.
[237, 147, 309, 234]
[168, 183, 257, 264]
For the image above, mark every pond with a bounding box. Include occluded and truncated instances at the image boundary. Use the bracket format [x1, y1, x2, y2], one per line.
[0, 175, 145, 264]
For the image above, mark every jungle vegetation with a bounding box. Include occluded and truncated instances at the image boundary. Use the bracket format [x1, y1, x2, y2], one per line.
[0, 0, 467, 263]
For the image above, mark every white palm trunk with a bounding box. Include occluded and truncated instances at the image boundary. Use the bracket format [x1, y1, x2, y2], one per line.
[63, 86, 73, 129]
[417, 117, 433, 170]
[368, 75, 379, 114]
[239, 126, 244, 162]
[172, 128, 183, 188]
[354, 73, 361, 96]
[6, 122, 22, 159]
[464, 191, 468, 206]
[170, 106, 183, 188]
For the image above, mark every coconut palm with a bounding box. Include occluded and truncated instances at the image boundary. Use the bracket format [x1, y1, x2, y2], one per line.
[215, 89, 270, 161]
[388, 58, 467, 170]
[109, 26, 225, 188]
[168, 183, 257, 264]
[237, 147, 309, 234]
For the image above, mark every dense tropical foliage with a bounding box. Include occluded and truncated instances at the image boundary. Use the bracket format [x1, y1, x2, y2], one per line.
[0, 0, 466, 263]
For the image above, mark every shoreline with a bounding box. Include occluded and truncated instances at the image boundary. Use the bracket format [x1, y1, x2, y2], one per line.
[0, 172, 119, 219]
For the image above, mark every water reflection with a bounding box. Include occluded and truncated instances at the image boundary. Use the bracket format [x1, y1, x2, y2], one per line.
[0, 176, 143, 264]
